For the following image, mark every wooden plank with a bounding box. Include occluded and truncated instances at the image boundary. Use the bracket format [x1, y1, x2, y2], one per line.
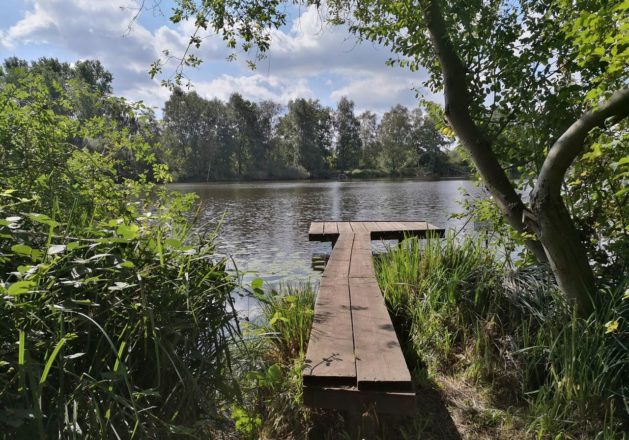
[333, 234, 354, 250]
[402, 221, 428, 230]
[350, 279, 412, 391]
[303, 386, 416, 415]
[309, 222, 324, 236]
[349, 248, 375, 278]
[377, 222, 399, 232]
[351, 233, 372, 250]
[322, 258, 351, 279]
[350, 222, 369, 233]
[303, 281, 356, 387]
[309, 222, 325, 234]
[337, 222, 353, 234]
[328, 243, 352, 262]
[390, 221, 408, 231]
[365, 221, 383, 233]
[324, 222, 339, 236]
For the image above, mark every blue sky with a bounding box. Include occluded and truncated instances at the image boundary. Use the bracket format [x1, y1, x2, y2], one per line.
[0, 0, 440, 115]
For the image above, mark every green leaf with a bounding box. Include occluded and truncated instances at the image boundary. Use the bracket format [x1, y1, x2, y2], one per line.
[267, 363, 282, 382]
[116, 224, 139, 240]
[8, 281, 37, 296]
[26, 213, 59, 228]
[164, 238, 182, 249]
[251, 278, 264, 290]
[40, 338, 67, 384]
[67, 242, 81, 251]
[11, 244, 33, 256]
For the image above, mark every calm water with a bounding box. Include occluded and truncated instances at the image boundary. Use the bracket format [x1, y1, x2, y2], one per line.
[171, 179, 482, 313]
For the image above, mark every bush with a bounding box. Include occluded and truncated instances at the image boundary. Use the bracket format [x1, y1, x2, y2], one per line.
[376, 235, 628, 438]
[348, 168, 388, 178]
[0, 71, 238, 437]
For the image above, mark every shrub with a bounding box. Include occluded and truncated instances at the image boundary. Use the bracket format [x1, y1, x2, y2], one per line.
[376, 235, 628, 437]
[0, 71, 238, 438]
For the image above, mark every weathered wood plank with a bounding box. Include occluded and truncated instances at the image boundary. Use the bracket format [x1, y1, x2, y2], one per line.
[309, 222, 324, 236]
[328, 243, 352, 262]
[304, 280, 356, 387]
[377, 222, 399, 232]
[349, 248, 375, 278]
[322, 258, 351, 279]
[337, 222, 353, 234]
[351, 233, 372, 250]
[324, 222, 339, 236]
[333, 234, 354, 249]
[303, 386, 416, 415]
[308, 222, 325, 241]
[402, 221, 427, 230]
[350, 222, 369, 233]
[390, 221, 408, 231]
[350, 279, 412, 391]
[363, 221, 382, 233]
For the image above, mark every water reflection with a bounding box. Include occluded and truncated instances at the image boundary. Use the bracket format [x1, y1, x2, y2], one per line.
[170, 179, 482, 314]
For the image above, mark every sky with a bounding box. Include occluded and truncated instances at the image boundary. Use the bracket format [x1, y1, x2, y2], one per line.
[0, 0, 441, 116]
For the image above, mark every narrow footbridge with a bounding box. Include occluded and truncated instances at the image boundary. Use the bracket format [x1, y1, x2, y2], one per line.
[303, 221, 444, 414]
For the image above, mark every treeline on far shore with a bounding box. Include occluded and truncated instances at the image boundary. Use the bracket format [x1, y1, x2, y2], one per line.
[162, 89, 471, 181]
[0, 56, 470, 182]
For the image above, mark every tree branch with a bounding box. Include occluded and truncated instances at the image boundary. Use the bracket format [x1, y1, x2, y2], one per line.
[535, 88, 629, 198]
[422, 0, 548, 262]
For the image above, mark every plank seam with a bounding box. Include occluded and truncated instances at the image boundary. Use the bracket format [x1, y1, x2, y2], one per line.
[346, 234, 358, 379]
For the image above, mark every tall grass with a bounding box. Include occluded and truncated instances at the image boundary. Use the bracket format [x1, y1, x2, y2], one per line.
[230, 283, 347, 439]
[0, 194, 238, 438]
[376, 234, 628, 438]
[229, 284, 313, 439]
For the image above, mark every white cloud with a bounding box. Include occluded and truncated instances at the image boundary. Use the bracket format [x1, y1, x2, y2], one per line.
[0, 1, 442, 113]
[330, 74, 418, 113]
[193, 74, 314, 104]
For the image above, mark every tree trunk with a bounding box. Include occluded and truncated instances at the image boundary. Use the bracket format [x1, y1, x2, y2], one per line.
[422, 0, 629, 314]
[529, 88, 629, 314]
[529, 192, 594, 314]
[422, 0, 547, 263]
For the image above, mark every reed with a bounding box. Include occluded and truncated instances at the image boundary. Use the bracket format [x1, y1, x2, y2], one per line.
[376, 234, 628, 438]
[0, 194, 237, 438]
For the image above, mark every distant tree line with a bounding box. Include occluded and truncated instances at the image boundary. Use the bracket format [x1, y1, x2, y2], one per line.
[0, 57, 470, 182]
[161, 89, 470, 181]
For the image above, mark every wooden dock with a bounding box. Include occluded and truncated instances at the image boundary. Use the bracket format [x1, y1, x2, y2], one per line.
[303, 221, 444, 414]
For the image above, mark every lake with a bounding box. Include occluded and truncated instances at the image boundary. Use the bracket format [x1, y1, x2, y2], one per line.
[171, 179, 482, 315]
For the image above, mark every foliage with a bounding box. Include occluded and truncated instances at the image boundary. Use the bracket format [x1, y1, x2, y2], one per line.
[0, 195, 236, 438]
[230, 283, 347, 439]
[376, 235, 629, 438]
[160, 87, 463, 181]
[334, 97, 362, 171]
[0, 65, 238, 437]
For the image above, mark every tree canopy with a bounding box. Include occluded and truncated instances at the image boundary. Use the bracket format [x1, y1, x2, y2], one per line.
[148, 0, 629, 312]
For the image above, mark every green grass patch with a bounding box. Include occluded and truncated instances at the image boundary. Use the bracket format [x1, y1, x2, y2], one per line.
[376, 234, 628, 438]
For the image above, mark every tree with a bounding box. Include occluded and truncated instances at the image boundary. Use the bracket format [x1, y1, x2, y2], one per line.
[357, 110, 381, 169]
[345, 0, 629, 313]
[277, 99, 332, 177]
[334, 97, 362, 171]
[409, 108, 449, 173]
[378, 105, 412, 173]
[151, 0, 629, 312]
[161, 89, 227, 180]
[227, 93, 266, 177]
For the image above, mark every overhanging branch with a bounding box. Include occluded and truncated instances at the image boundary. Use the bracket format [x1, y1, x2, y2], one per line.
[535, 88, 629, 198]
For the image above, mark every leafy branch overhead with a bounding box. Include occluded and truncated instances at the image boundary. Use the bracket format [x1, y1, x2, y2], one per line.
[146, 0, 629, 312]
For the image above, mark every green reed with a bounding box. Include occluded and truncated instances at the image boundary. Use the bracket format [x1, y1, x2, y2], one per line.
[375, 233, 628, 438]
